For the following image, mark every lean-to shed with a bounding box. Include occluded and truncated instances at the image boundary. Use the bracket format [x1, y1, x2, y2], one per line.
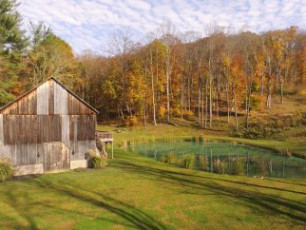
[0, 77, 98, 175]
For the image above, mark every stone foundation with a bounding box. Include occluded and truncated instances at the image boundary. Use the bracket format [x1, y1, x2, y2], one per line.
[12, 160, 89, 176]
[70, 160, 88, 169]
[14, 164, 44, 176]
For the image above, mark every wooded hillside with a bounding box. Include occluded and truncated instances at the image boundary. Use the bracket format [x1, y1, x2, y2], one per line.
[1, 0, 305, 135]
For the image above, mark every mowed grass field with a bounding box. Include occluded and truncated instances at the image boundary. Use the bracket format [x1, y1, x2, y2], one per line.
[0, 150, 305, 230]
[0, 123, 305, 229]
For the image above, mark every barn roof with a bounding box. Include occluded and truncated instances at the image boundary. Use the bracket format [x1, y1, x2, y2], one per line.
[0, 77, 99, 114]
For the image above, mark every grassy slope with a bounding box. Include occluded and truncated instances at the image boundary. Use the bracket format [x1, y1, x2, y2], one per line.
[97, 123, 306, 158]
[98, 93, 306, 158]
[0, 151, 305, 230]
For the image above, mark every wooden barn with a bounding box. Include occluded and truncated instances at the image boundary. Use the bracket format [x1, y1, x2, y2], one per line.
[0, 77, 98, 175]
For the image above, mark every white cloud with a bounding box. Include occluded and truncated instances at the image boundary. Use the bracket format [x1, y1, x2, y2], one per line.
[18, 0, 306, 54]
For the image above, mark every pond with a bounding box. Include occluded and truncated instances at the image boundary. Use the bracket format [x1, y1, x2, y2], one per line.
[126, 140, 306, 179]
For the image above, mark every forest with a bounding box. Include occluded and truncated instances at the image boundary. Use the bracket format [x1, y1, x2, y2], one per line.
[1, 0, 305, 137]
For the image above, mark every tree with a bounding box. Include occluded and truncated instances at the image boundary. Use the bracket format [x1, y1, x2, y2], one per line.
[27, 27, 76, 87]
[160, 22, 179, 123]
[144, 39, 162, 126]
[240, 32, 261, 129]
[0, 0, 28, 105]
[0, 0, 27, 53]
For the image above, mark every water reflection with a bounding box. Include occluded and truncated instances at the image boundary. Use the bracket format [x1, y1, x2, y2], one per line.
[126, 140, 306, 179]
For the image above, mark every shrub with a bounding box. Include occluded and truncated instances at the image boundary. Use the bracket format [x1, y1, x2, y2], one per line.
[166, 152, 177, 164]
[0, 159, 13, 182]
[231, 158, 244, 175]
[198, 135, 204, 143]
[128, 116, 138, 126]
[119, 141, 128, 150]
[240, 95, 259, 111]
[181, 154, 195, 170]
[117, 118, 128, 127]
[237, 112, 306, 139]
[172, 108, 181, 117]
[160, 155, 167, 163]
[199, 155, 208, 171]
[183, 110, 194, 120]
[256, 160, 269, 176]
[240, 124, 278, 139]
[89, 156, 107, 168]
[213, 158, 225, 174]
[88, 150, 107, 169]
[159, 107, 167, 119]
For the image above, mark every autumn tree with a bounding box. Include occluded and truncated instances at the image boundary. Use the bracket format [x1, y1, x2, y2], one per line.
[27, 25, 76, 88]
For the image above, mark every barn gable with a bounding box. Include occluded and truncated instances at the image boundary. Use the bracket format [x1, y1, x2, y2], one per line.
[0, 77, 98, 115]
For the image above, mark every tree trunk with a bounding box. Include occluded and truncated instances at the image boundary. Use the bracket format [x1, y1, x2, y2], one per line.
[209, 74, 213, 128]
[165, 46, 171, 123]
[205, 77, 208, 128]
[201, 81, 205, 127]
[198, 75, 201, 123]
[260, 74, 264, 96]
[143, 102, 147, 126]
[216, 77, 220, 117]
[150, 47, 157, 126]
[180, 74, 184, 118]
[233, 90, 239, 131]
[280, 77, 284, 104]
[226, 83, 230, 124]
[266, 57, 273, 109]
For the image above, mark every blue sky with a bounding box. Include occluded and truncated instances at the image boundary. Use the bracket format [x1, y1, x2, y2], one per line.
[18, 0, 306, 54]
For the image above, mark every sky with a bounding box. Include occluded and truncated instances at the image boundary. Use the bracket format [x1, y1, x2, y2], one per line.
[18, 0, 306, 55]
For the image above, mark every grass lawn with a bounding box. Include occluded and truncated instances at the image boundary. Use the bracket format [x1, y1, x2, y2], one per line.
[0, 150, 305, 230]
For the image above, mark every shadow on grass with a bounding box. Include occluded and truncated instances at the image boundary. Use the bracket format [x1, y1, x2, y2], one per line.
[34, 179, 167, 230]
[114, 157, 306, 195]
[1, 155, 305, 229]
[1, 175, 167, 229]
[112, 159, 306, 225]
[2, 188, 39, 230]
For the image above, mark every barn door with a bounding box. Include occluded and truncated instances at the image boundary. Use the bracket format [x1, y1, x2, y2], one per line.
[39, 115, 70, 173]
[43, 142, 69, 172]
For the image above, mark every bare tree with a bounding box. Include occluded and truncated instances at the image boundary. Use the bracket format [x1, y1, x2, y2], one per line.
[160, 21, 178, 123]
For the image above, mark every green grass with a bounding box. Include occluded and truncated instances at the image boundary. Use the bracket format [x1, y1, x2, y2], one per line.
[0, 151, 305, 229]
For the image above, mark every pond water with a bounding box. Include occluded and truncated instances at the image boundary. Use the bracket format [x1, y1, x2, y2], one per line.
[127, 140, 306, 179]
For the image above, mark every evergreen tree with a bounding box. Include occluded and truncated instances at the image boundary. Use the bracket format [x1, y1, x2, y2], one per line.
[0, 0, 28, 106]
[0, 0, 27, 53]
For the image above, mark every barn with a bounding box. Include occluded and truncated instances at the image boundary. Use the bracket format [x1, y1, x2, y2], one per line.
[0, 77, 98, 176]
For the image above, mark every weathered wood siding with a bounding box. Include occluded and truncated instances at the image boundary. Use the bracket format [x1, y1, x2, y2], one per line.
[39, 115, 62, 143]
[3, 115, 38, 145]
[77, 116, 96, 141]
[0, 114, 4, 159]
[69, 115, 96, 162]
[0, 78, 97, 175]
[0, 114, 96, 167]
[54, 81, 68, 114]
[68, 94, 95, 115]
[0, 78, 96, 115]
[37, 82, 49, 115]
[43, 142, 70, 172]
